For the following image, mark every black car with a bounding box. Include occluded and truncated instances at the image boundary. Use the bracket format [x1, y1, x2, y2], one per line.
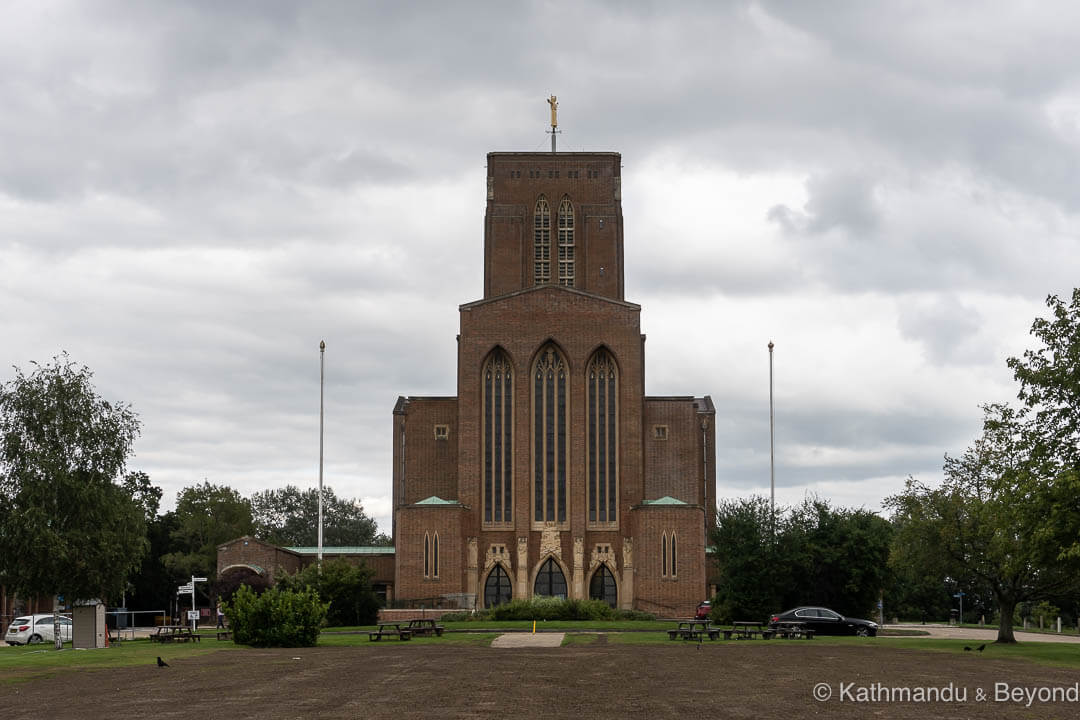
[769, 606, 878, 637]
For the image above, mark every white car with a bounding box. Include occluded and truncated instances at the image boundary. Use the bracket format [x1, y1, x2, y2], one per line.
[5, 614, 73, 645]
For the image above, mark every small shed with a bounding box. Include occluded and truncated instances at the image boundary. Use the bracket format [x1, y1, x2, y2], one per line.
[72, 600, 107, 649]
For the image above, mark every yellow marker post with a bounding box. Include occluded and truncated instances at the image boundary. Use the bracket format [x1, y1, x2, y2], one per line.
[532, 620, 536, 634]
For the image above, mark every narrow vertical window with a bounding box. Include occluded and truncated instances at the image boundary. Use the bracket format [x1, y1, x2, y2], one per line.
[557, 197, 574, 287]
[424, 532, 430, 578]
[433, 533, 440, 578]
[671, 532, 678, 577]
[661, 533, 668, 577]
[534, 196, 551, 285]
[533, 344, 568, 523]
[483, 349, 513, 524]
[587, 350, 618, 524]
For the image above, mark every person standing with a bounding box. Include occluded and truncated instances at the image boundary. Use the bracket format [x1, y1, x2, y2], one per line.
[216, 602, 225, 629]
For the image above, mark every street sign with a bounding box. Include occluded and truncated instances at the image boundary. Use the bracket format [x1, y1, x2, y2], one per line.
[187, 610, 200, 621]
[193, 577, 208, 582]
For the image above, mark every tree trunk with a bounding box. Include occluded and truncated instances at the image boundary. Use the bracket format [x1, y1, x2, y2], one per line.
[996, 596, 1018, 644]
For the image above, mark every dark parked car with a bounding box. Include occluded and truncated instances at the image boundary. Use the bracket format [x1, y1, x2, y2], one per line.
[769, 607, 878, 637]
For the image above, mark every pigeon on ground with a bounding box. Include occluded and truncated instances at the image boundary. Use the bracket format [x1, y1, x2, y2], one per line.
[976, 644, 986, 652]
[963, 646, 972, 651]
[157, 657, 169, 667]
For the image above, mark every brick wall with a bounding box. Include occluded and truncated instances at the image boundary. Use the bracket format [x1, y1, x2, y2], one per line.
[217, 536, 301, 583]
[394, 505, 464, 602]
[393, 396, 459, 509]
[631, 505, 707, 617]
[485, 152, 624, 300]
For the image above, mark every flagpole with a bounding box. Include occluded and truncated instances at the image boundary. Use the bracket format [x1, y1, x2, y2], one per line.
[318, 340, 325, 568]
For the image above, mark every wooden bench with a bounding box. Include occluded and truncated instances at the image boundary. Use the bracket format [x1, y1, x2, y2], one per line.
[368, 623, 412, 641]
[150, 625, 200, 643]
[406, 619, 445, 637]
[668, 621, 717, 641]
[216, 630, 232, 641]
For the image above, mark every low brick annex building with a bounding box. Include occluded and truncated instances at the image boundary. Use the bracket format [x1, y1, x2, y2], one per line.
[219, 144, 716, 617]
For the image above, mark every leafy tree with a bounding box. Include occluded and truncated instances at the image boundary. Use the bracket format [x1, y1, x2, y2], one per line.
[708, 495, 891, 623]
[709, 496, 783, 623]
[122, 471, 162, 523]
[887, 405, 1080, 643]
[0, 355, 148, 617]
[783, 498, 892, 619]
[1007, 288, 1080, 478]
[126, 511, 179, 612]
[161, 481, 253, 581]
[250, 485, 388, 547]
[276, 558, 380, 626]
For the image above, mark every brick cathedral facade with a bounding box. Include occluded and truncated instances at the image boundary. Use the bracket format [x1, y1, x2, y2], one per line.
[392, 150, 716, 616]
[218, 147, 717, 617]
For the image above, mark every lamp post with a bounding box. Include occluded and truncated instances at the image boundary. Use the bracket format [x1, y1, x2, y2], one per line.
[954, 591, 965, 626]
[318, 340, 325, 568]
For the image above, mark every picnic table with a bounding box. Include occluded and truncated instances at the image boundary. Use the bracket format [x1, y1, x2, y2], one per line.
[771, 621, 815, 639]
[405, 618, 445, 637]
[368, 622, 413, 641]
[150, 625, 201, 643]
[728, 621, 774, 640]
[667, 620, 720, 641]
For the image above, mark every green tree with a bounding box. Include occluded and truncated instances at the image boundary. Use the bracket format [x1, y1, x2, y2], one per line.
[161, 482, 253, 582]
[709, 496, 891, 623]
[0, 355, 148, 615]
[783, 498, 893, 619]
[250, 485, 389, 547]
[1007, 288, 1080, 478]
[887, 405, 1080, 643]
[709, 496, 782, 623]
[276, 558, 380, 626]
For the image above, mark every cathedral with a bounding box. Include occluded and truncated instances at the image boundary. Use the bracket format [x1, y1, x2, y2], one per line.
[390, 135, 716, 616]
[218, 121, 717, 617]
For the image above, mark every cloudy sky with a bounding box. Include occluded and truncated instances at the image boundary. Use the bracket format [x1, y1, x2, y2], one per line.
[3, 1, 1079, 534]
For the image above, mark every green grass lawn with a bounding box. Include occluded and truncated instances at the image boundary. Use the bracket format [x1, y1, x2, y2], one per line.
[0, 637, 240, 683]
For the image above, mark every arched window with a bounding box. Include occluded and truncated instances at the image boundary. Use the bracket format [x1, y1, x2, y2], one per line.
[670, 531, 677, 577]
[534, 196, 551, 285]
[534, 558, 567, 598]
[483, 349, 513, 524]
[557, 197, 574, 287]
[587, 350, 618, 524]
[424, 532, 430, 578]
[661, 533, 668, 577]
[533, 344, 568, 524]
[589, 566, 617, 608]
[433, 532, 440, 578]
[484, 565, 512, 608]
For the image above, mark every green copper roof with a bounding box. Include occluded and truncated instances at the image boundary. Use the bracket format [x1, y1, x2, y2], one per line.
[414, 496, 460, 505]
[641, 496, 688, 505]
[285, 546, 395, 555]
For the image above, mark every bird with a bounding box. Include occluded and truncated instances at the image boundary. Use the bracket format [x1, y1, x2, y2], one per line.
[963, 646, 972, 651]
[156, 657, 169, 667]
[976, 644, 986, 652]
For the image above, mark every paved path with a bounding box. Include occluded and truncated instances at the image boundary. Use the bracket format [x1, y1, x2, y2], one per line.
[885, 624, 1080, 644]
[491, 632, 566, 648]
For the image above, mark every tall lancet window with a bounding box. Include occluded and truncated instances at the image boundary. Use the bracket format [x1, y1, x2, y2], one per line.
[533, 344, 568, 524]
[587, 350, 618, 524]
[534, 196, 551, 285]
[557, 197, 574, 287]
[483, 349, 513, 524]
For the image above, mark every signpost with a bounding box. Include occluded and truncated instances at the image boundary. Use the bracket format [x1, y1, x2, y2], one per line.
[176, 576, 209, 631]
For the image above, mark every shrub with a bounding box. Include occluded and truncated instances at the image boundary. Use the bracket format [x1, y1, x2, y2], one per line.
[489, 597, 617, 621]
[225, 584, 328, 647]
[275, 558, 381, 627]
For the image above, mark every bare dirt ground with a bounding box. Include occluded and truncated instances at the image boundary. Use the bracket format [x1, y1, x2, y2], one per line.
[2, 639, 1078, 719]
